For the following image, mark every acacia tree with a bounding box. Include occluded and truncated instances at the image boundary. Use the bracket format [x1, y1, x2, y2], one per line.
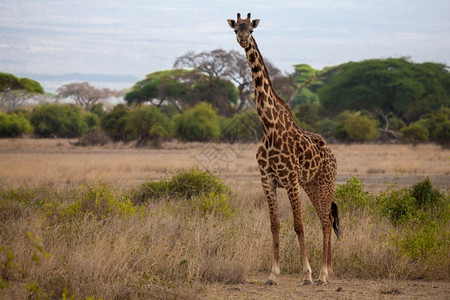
[318, 58, 450, 123]
[174, 49, 288, 115]
[125, 69, 196, 112]
[0, 72, 44, 111]
[56, 82, 120, 111]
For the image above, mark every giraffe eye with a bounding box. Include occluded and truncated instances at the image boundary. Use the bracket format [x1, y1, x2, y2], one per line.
[234, 30, 237, 34]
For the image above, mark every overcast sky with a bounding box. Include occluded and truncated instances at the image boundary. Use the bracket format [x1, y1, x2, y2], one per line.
[1, 0, 450, 91]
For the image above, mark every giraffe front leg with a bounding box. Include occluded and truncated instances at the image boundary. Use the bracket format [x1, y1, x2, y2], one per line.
[287, 184, 313, 286]
[261, 178, 280, 285]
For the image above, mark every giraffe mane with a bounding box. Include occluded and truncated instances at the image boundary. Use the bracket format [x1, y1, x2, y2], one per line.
[251, 37, 295, 119]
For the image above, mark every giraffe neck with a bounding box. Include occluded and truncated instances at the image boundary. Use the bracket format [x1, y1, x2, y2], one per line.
[244, 37, 294, 132]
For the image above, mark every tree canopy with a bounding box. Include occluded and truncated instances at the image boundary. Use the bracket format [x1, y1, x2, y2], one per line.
[0, 72, 44, 111]
[56, 82, 120, 111]
[317, 58, 450, 123]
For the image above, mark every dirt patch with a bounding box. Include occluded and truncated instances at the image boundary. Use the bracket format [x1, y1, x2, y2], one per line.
[201, 273, 449, 299]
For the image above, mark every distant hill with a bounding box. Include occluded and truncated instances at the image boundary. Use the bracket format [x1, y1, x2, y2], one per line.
[15, 73, 139, 93]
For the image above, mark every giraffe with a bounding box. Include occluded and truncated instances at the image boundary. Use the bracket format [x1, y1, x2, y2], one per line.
[227, 13, 341, 286]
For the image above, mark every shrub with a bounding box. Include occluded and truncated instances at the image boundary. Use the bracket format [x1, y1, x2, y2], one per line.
[434, 121, 450, 148]
[175, 103, 220, 142]
[193, 192, 234, 219]
[378, 177, 447, 225]
[422, 107, 449, 141]
[400, 122, 429, 144]
[411, 177, 445, 208]
[333, 111, 378, 142]
[220, 110, 262, 143]
[29, 104, 89, 138]
[293, 103, 320, 132]
[83, 111, 99, 129]
[125, 105, 174, 147]
[334, 176, 372, 212]
[378, 188, 417, 225]
[0, 112, 33, 137]
[133, 169, 231, 204]
[100, 104, 130, 142]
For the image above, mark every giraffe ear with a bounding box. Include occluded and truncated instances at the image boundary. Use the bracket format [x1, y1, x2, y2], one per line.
[227, 19, 236, 28]
[251, 19, 260, 29]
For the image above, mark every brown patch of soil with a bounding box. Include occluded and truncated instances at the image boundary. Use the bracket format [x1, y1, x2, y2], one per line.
[202, 273, 449, 299]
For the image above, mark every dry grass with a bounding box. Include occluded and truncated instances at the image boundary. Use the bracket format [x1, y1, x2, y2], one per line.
[0, 139, 449, 298]
[0, 139, 448, 192]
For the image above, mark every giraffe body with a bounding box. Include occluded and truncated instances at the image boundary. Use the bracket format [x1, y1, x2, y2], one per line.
[228, 13, 340, 285]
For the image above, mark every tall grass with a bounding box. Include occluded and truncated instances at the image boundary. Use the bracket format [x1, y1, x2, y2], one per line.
[0, 170, 448, 299]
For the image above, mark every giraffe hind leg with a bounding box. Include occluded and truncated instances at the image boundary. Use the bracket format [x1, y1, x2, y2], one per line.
[286, 184, 313, 285]
[303, 180, 335, 285]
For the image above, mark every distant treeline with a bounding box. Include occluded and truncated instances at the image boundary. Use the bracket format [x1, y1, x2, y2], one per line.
[1, 55, 449, 147]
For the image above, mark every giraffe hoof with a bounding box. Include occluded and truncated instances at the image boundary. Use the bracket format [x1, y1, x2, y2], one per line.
[264, 279, 277, 285]
[316, 280, 327, 286]
[302, 280, 313, 286]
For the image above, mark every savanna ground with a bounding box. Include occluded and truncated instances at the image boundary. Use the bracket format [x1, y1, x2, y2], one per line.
[0, 138, 449, 299]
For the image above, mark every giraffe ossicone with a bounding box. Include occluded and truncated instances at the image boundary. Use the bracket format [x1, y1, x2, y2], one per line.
[228, 13, 341, 286]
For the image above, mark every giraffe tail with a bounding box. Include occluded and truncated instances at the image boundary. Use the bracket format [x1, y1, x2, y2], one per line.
[331, 202, 342, 239]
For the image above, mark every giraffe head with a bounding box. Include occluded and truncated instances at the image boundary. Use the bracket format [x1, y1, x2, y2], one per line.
[227, 13, 260, 48]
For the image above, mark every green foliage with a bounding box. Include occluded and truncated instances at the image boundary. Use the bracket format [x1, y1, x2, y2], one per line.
[192, 192, 234, 219]
[125, 105, 174, 147]
[333, 111, 378, 142]
[293, 103, 320, 132]
[378, 188, 417, 225]
[69, 182, 136, 219]
[0, 112, 33, 137]
[90, 103, 105, 118]
[420, 107, 450, 147]
[378, 177, 447, 225]
[29, 104, 89, 138]
[191, 77, 239, 105]
[17, 78, 44, 94]
[220, 109, 262, 143]
[100, 104, 130, 142]
[318, 58, 450, 122]
[83, 111, 99, 129]
[400, 122, 429, 144]
[133, 169, 231, 203]
[291, 64, 323, 107]
[411, 177, 445, 208]
[334, 176, 372, 212]
[0, 72, 44, 94]
[125, 69, 194, 106]
[175, 103, 220, 142]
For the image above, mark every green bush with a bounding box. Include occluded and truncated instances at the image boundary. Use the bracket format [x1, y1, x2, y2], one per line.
[411, 177, 445, 208]
[434, 121, 450, 148]
[192, 192, 234, 219]
[100, 104, 130, 142]
[333, 111, 378, 142]
[293, 103, 320, 132]
[400, 122, 429, 144]
[66, 182, 136, 219]
[220, 110, 262, 143]
[29, 104, 89, 138]
[83, 112, 99, 129]
[334, 176, 372, 212]
[378, 188, 417, 225]
[175, 103, 220, 142]
[125, 105, 174, 147]
[133, 169, 231, 204]
[0, 112, 33, 137]
[378, 177, 447, 225]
